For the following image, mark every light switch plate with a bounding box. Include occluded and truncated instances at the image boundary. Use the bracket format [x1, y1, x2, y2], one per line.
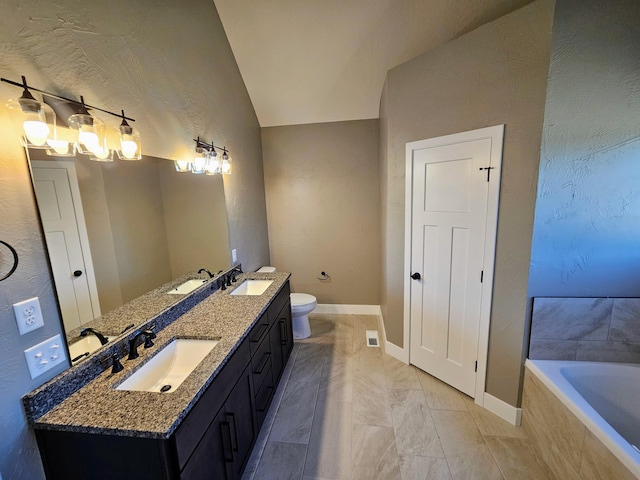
[231, 249, 238, 263]
[24, 334, 66, 379]
[13, 297, 44, 335]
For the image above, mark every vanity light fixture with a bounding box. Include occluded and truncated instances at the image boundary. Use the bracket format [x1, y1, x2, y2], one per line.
[175, 137, 232, 176]
[1, 75, 141, 161]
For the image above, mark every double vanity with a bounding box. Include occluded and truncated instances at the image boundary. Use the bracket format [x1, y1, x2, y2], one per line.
[23, 269, 293, 480]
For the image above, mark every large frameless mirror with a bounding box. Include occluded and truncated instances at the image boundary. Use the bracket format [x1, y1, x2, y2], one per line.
[25, 147, 231, 364]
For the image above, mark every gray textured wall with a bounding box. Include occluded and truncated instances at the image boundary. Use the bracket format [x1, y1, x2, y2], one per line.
[529, 0, 640, 297]
[0, 0, 268, 478]
[262, 120, 381, 303]
[380, 0, 554, 406]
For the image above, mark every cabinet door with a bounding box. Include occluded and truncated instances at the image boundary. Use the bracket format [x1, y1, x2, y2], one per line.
[269, 321, 284, 383]
[225, 365, 256, 479]
[180, 407, 228, 480]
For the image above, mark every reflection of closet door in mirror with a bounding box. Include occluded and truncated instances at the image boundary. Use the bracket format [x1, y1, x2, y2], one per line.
[32, 161, 101, 332]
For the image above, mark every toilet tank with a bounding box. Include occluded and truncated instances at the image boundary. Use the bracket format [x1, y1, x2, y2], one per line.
[256, 266, 276, 273]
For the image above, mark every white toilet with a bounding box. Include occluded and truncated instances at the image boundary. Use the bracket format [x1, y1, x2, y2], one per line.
[257, 266, 317, 339]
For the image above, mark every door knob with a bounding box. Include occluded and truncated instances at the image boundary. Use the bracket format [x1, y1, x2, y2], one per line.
[73, 270, 83, 277]
[411, 272, 421, 280]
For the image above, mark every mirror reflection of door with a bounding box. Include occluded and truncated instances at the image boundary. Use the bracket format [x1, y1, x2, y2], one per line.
[31, 160, 101, 332]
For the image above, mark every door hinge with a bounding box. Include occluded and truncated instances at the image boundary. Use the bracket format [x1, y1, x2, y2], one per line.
[475, 361, 478, 372]
[480, 270, 484, 283]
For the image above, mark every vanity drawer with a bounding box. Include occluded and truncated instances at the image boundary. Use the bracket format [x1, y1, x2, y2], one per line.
[250, 330, 273, 393]
[254, 366, 275, 428]
[248, 312, 270, 356]
[267, 281, 290, 327]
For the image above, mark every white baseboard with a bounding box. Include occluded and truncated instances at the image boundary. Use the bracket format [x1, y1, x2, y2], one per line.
[482, 392, 522, 426]
[375, 310, 409, 364]
[314, 304, 382, 315]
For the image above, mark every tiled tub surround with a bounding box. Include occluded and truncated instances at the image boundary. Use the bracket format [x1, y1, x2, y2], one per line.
[522, 360, 640, 480]
[529, 297, 640, 362]
[24, 271, 290, 438]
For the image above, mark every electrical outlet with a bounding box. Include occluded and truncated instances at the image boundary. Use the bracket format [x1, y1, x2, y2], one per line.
[13, 297, 44, 335]
[24, 334, 66, 379]
[232, 249, 238, 263]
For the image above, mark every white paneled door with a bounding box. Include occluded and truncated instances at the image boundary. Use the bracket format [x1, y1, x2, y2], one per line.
[406, 126, 503, 398]
[32, 161, 100, 332]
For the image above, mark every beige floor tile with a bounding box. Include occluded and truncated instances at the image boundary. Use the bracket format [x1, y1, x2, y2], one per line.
[463, 396, 527, 439]
[352, 424, 401, 480]
[304, 399, 352, 479]
[319, 352, 353, 403]
[352, 369, 392, 426]
[485, 436, 553, 480]
[399, 456, 452, 480]
[269, 379, 319, 444]
[253, 441, 308, 480]
[431, 410, 484, 456]
[288, 343, 329, 385]
[417, 369, 469, 411]
[383, 355, 422, 391]
[445, 444, 504, 480]
[389, 389, 444, 458]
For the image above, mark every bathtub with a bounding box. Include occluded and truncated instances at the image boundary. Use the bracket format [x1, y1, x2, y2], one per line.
[525, 359, 640, 478]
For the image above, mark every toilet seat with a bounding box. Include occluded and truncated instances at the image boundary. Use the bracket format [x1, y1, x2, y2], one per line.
[290, 293, 317, 309]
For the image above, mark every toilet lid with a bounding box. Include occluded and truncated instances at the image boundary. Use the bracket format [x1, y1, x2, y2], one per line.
[290, 293, 317, 306]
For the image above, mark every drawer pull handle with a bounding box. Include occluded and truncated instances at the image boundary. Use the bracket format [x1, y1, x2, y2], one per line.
[280, 319, 287, 346]
[220, 421, 234, 462]
[255, 352, 271, 375]
[227, 412, 239, 452]
[251, 323, 269, 343]
[257, 386, 274, 412]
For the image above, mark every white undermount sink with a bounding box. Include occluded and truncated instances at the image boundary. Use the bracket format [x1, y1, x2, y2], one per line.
[167, 279, 207, 295]
[69, 335, 116, 363]
[116, 339, 219, 393]
[229, 279, 273, 296]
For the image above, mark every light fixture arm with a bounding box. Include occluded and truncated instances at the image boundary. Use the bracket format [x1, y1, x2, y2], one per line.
[1, 76, 135, 122]
[193, 137, 228, 154]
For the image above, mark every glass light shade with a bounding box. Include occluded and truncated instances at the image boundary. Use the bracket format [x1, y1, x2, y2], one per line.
[88, 132, 113, 162]
[174, 160, 191, 172]
[68, 113, 106, 156]
[221, 152, 232, 175]
[117, 121, 142, 160]
[89, 146, 114, 162]
[46, 139, 75, 156]
[205, 150, 220, 175]
[46, 124, 76, 156]
[191, 147, 206, 174]
[6, 96, 56, 148]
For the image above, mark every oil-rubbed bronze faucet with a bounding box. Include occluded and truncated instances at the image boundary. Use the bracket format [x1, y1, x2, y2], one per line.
[198, 268, 214, 278]
[80, 327, 109, 345]
[127, 328, 156, 360]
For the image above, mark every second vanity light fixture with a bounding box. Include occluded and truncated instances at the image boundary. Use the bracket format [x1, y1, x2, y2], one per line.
[174, 137, 232, 176]
[1, 76, 142, 161]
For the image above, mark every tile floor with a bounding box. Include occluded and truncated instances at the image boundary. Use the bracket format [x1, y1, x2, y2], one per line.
[242, 314, 554, 480]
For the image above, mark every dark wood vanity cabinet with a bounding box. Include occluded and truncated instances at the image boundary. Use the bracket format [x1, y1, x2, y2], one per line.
[35, 281, 293, 480]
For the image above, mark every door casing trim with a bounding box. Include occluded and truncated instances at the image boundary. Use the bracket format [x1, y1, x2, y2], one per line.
[403, 125, 505, 406]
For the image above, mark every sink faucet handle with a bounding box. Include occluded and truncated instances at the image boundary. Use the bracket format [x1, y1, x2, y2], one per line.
[143, 329, 156, 348]
[111, 353, 124, 374]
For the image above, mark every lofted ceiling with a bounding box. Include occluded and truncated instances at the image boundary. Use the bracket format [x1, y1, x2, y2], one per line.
[213, 0, 535, 127]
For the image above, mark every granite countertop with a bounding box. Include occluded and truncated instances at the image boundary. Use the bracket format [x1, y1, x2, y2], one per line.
[33, 271, 290, 440]
[65, 272, 213, 342]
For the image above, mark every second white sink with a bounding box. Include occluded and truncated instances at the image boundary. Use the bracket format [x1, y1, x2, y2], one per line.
[229, 279, 273, 296]
[167, 279, 207, 295]
[116, 339, 219, 393]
